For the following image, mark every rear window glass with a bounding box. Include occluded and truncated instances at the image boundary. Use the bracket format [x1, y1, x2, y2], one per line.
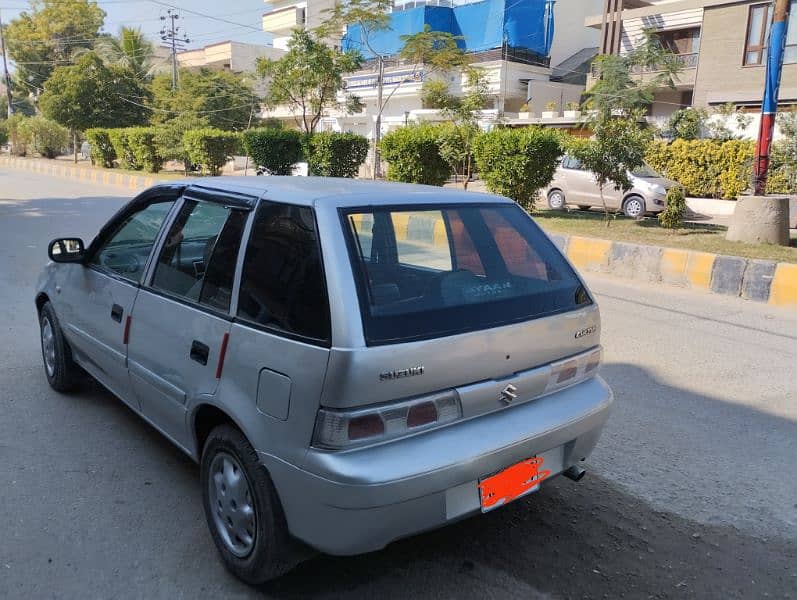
[343, 203, 591, 345]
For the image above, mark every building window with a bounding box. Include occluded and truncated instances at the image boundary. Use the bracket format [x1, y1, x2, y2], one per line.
[744, 3, 770, 65]
[786, 0, 797, 63]
[656, 27, 700, 55]
[744, 1, 797, 66]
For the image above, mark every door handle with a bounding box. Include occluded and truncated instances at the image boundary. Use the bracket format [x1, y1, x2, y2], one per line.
[111, 304, 124, 323]
[190, 340, 210, 366]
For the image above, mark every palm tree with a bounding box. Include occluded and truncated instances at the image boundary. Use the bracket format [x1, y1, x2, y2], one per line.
[94, 27, 159, 81]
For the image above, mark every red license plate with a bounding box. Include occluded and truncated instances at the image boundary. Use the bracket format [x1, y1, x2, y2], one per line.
[478, 456, 551, 512]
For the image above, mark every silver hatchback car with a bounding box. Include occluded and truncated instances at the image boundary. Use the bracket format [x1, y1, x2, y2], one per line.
[36, 177, 612, 584]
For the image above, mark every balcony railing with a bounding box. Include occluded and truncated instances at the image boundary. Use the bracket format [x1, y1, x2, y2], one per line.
[591, 52, 698, 78]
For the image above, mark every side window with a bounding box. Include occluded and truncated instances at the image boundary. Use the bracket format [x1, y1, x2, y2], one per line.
[391, 211, 452, 271]
[90, 200, 175, 282]
[237, 202, 330, 343]
[151, 200, 246, 312]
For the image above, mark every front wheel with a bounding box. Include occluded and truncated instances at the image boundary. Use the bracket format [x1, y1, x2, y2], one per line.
[201, 425, 297, 584]
[547, 189, 566, 210]
[40, 301, 82, 392]
[623, 196, 646, 218]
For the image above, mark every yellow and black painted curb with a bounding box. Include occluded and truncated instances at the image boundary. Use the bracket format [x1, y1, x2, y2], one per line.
[548, 233, 797, 310]
[0, 156, 160, 190]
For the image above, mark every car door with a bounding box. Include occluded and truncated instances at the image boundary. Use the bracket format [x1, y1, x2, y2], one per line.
[561, 156, 598, 206]
[61, 195, 178, 404]
[126, 193, 251, 450]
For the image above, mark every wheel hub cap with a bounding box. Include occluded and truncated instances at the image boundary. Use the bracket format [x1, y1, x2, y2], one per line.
[41, 318, 56, 377]
[208, 452, 256, 557]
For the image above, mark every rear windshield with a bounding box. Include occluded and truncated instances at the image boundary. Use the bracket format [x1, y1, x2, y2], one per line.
[341, 203, 591, 345]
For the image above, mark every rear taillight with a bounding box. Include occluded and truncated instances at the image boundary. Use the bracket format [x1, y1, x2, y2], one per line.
[312, 393, 461, 450]
[545, 347, 603, 394]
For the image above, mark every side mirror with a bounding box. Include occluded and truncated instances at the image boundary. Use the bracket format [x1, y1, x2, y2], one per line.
[48, 238, 86, 263]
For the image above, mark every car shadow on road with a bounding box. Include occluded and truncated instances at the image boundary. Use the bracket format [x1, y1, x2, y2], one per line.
[258, 363, 796, 600]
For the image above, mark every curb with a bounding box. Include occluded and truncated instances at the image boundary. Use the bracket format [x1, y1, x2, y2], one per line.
[0, 156, 161, 191]
[550, 233, 797, 310]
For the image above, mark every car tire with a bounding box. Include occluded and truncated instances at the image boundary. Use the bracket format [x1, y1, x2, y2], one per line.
[577, 205, 591, 211]
[547, 189, 566, 210]
[201, 424, 297, 584]
[622, 195, 646, 218]
[40, 301, 82, 392]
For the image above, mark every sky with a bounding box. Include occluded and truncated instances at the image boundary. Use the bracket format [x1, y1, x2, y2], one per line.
[0, 0, 274, 50]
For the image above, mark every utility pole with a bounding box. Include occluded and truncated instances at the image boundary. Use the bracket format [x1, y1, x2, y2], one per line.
[0, 9, 14, 117]
[160, 9, 190, 91]
[753, 0, 792, 194]
[373, 55, 384, 179]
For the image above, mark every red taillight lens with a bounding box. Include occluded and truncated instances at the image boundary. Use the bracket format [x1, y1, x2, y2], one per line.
[406, 401, 438, 428]
[347, 414, 385, 440]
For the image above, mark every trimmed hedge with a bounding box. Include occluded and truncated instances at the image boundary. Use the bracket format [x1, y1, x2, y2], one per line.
[646, 139, 753, 200]
[378, 123, 451, 186]
[126, 127, 163, 173]
[473, 127, 563, 209]
[85, 128, 116, 168]
[306, 132, 369, 178]
[108, 128, 137, 170]
[242, 128, 303, 176]
[16, 116, 69, 159]
[183, 128, 241, 176]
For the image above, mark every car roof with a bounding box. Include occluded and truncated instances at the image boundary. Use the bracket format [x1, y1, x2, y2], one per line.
[162, 176, 514, 208]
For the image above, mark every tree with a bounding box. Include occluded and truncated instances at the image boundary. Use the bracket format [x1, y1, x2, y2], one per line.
[569, 111, 652, 224]
[5, 0, 105, 93]
[39, 52, 148, 162]
[666, 108, 706, 140]
[0, 96, 36, 119]
[93, 26, 157, 81]
[257, 29, 363, 134]
[149, 68, 259, 131]
[586, 29, 682, 118]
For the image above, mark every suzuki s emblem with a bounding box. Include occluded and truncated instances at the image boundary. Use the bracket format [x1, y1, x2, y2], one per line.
[500, 384, 518, 403]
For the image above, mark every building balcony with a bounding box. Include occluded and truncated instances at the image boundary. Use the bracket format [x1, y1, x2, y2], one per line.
[262, 6, 305, 36]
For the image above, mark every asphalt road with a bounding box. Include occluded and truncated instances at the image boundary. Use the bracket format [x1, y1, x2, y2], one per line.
[1, 168, 796, 599]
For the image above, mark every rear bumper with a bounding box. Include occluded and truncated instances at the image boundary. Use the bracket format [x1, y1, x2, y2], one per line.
[261, 376, 613, 555]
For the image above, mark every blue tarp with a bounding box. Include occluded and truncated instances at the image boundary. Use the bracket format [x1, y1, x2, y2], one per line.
[342, 0, 550, 59]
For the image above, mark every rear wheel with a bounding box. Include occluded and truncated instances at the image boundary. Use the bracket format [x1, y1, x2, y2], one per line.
[547, 189, 566, 210]
[623, 195, 646, 218]
[201, 424, 297, 584]
[39, 301, 82, 392]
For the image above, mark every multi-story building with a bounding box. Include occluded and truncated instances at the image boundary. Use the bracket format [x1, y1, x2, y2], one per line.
[261, 0, 603, 146]
[175, 41, 284, 74]
[587, 0, 797, 127]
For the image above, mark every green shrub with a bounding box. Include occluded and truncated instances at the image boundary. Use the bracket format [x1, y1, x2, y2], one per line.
[378, 123, 451, 186]
[242, 128, 303, 175]
[108, 128, 137, 170]
[183, 128, 242, 176]
[766, 140, 797, 194]
[126, 127, 163, 173]
[646, 139, 754, 199]
[0, 122, 7, 147]
[658, 185, 687, 229]
[17, 116, 69, 159]
[306, 132, 369, 178]
[4, 114, 28, 156]
[473, 127, 563, 209]
[155, 115, 210, 169]
[85, 128, 116, 168]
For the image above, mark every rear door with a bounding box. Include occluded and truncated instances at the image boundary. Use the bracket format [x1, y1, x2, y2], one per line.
[561, 156, 599, 206]
[126, 194, 249, 450]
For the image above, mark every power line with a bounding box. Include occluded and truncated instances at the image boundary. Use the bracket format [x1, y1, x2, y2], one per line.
[160, 8, 188, 90]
